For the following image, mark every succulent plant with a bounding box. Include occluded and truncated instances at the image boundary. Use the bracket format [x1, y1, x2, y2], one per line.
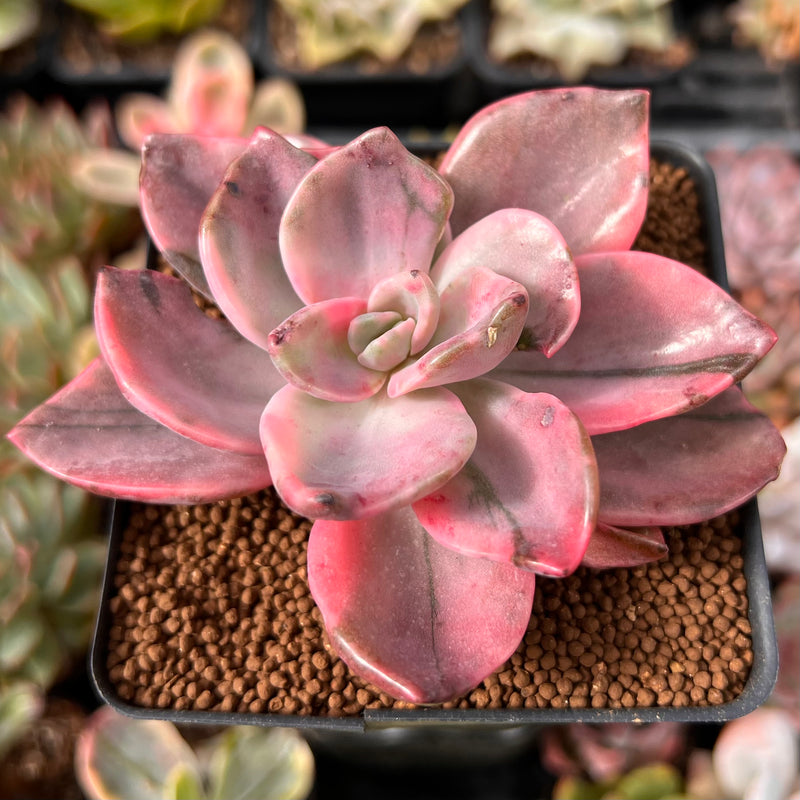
[0, 682, 42, 759]
[9, 88, 786, 705]
[273, 0, 469, 69]
[75, 30, 307, 208]
[730, 0, 800, 65]
[0, 94, 141, 271]
[553, 762, 684, 800]
[685, 708, 800, 800]
[0, 466, 104, 690]
[0, 0, 40, 52]
[75, 705, 314, 800]
[61, 0, 225, 43]
[488, 0, 679, 81]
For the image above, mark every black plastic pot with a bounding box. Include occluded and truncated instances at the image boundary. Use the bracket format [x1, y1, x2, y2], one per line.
[256, 0, 475, 128]
[88, 140, 778, 740]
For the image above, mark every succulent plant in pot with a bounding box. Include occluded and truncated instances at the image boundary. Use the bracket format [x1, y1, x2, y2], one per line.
[8, 88, 786, 709]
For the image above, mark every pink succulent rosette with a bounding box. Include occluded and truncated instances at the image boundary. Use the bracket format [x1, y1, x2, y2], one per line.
[9, 89, 786, 705]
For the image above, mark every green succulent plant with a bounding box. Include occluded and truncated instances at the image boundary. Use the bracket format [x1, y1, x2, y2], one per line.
[76, 707, 315, 800]
[0, 94, 141, 272]
[0, 466, 104, 690]
[488, 0, 678, 81]
[0, 0, 40, 52]
[61, 0, 225, 43]
[553, 763, 686, 799]
[0, 682, 42, 760]
[274, 0, 469, 69]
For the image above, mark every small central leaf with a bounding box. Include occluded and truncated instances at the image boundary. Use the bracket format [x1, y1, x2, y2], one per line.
[357, 317, 416, 372]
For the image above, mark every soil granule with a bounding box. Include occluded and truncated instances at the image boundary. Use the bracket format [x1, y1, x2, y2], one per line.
[103, 157, 753, 717]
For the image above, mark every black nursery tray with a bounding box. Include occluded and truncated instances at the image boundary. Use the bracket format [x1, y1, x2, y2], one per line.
[89, 141, 778, 734]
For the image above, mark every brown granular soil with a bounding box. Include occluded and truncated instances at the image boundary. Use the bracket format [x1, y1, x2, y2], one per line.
[106, 495, 751, 716]
[267, 2, 463, 75]
[103, 157, 745, 717]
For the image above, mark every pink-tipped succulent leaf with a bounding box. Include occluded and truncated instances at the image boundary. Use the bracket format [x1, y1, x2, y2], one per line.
[307, 505, 536, 704]
[8, 360, 271, 504]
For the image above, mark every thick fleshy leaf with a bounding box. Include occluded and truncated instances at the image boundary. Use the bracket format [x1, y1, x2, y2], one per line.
[167, 29, 253, 137]
[367, 270, 440, 355]
[494, 251, 778, 434]
[388, 266, 528, 397]
[430, 209, 579, 357]
[140, 133, 247, 296]
[439, 87, 650, 253]
[199, 129, 314, 349]
[592, 387, 787, 526]
[8, 359, 272, 503]
[307, 505, 536, 704]
[581, 524, 667, 569]
[267, 297, 386, 402]
[95, 267, 281, 455]
[280, 127, 453, 304]
[414, 380, 598, 576]
[115, 93, 177, 150]
[260, 384, 477, 520]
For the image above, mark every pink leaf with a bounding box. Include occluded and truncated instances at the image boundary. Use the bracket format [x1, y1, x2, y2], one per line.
[167, 30, 253, 138]
[414, 380, 598, 576]
[115, 94, 177, 150]
[279, 127, 453, 303]
[388, 266, 528, 397]
[494, 251, 778, 434]
[367, 270, 440, 355]
[7, 359, 271, 503]
[307, 505, 536, 704]
[592, 387, 787, 526]
[431, 209, 579, 357]
[267, 297, 386, 402]
[581, 523, 667, 569]
[140, 133, 247, 296]
[260, 384, 476, 520]
[95, 267, 281, 455]
[439, 87, 650, 254]
[199, 129, 314, 349]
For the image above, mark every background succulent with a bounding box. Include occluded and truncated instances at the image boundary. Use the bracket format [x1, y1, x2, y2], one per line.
[488, 0, 680, 80]
[730, 0, 800, 65]
[60, 0, 225, 43]
[272, 0, 469, 69]
[0, 0, 40, 52]
[75, 706, 315, 800]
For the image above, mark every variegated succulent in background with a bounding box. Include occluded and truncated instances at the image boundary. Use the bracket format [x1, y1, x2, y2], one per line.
[9, 88, 786, 704]
[272, 0, 469, 69]
[75, 29, 307, 208]
[487, 0, 682, 81]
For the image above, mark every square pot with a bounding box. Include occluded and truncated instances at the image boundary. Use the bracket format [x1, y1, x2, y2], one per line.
[88, 141, 778, 739]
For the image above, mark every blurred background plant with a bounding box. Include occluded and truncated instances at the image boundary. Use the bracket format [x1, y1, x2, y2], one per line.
[487, 0, 685, 81]
[75, 706, 315, 800]
[729, 0, 800, 66]
[59, 0, 226, 43]
[0, 0, 41, 53]
[74, 28, 307, 207]
[271, 0, 469, 70]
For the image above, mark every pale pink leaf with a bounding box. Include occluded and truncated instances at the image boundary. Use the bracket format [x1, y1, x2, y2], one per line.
[115, 94, 177, 150]
[95, 267, 282, 455]
[260, 384, 477, 520]
[592, 387, 787, 526]
[307, 505, 536, 704]
[279, 127, 453, 304]
[414, 379, 598, 576]
[439, 87, 650, 253]
[430, 209, 579, 357]
[581, 523, 667, 569]
[7, 359, 271, 503]
[199, 129, 314, 349]
[388, 266, 528, 397]
[140, 133, 247, 296]
[494, 251, 778, 434]
[267, 297, 386, 402]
